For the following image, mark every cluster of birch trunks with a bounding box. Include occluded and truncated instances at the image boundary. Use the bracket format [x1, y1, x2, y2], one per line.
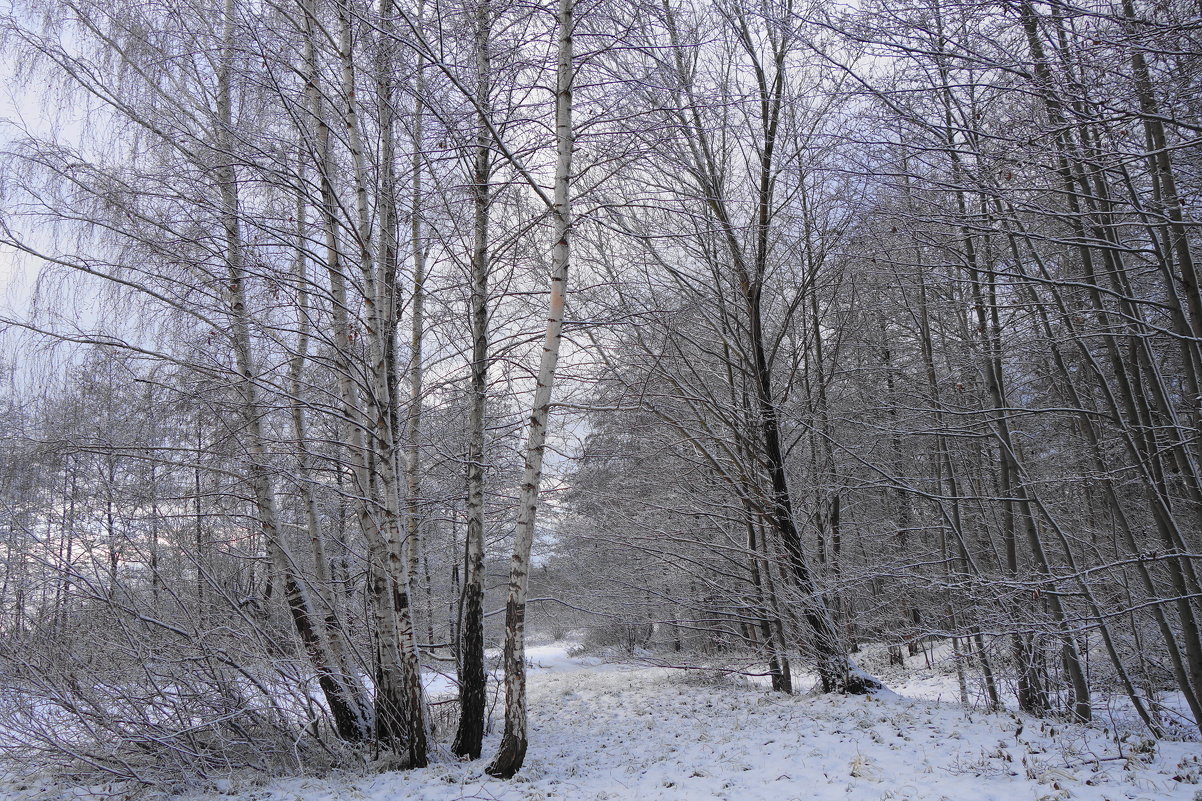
[0, 0, 1199, 785]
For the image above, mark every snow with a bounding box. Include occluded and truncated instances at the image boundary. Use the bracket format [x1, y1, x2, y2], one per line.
[4, 644, 1200, 801]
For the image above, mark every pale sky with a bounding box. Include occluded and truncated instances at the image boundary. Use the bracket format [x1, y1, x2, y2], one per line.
[1, 45, 40, 306]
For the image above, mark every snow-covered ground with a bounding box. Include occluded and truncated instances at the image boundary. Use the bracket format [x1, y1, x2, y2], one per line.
[5, 644, 1200, 801]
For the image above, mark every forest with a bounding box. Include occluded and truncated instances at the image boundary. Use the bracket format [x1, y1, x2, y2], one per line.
[0, 0, 1200, 797]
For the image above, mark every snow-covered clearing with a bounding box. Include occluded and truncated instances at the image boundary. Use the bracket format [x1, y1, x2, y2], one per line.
[5, 644, 1199, 801]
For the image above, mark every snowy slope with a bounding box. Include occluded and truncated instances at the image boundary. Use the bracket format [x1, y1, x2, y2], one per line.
[5, 645, 1199, 801]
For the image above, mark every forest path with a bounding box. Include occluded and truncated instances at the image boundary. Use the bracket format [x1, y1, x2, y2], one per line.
[11, 646, 1197, 800]
[235, 645, 1198, 801]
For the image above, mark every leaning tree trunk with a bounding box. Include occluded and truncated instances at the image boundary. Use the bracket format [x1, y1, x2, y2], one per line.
[287, 156, 371, 740]
[485, 0, 573, 778]
[218, 0, 369, 742]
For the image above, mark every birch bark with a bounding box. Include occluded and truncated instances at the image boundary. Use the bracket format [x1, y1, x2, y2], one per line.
[485, 0, 573, 777]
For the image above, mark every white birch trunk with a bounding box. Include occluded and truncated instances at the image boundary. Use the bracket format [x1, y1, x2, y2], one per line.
[454, 0, 491, 761]
[485, 0, 573, 778]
